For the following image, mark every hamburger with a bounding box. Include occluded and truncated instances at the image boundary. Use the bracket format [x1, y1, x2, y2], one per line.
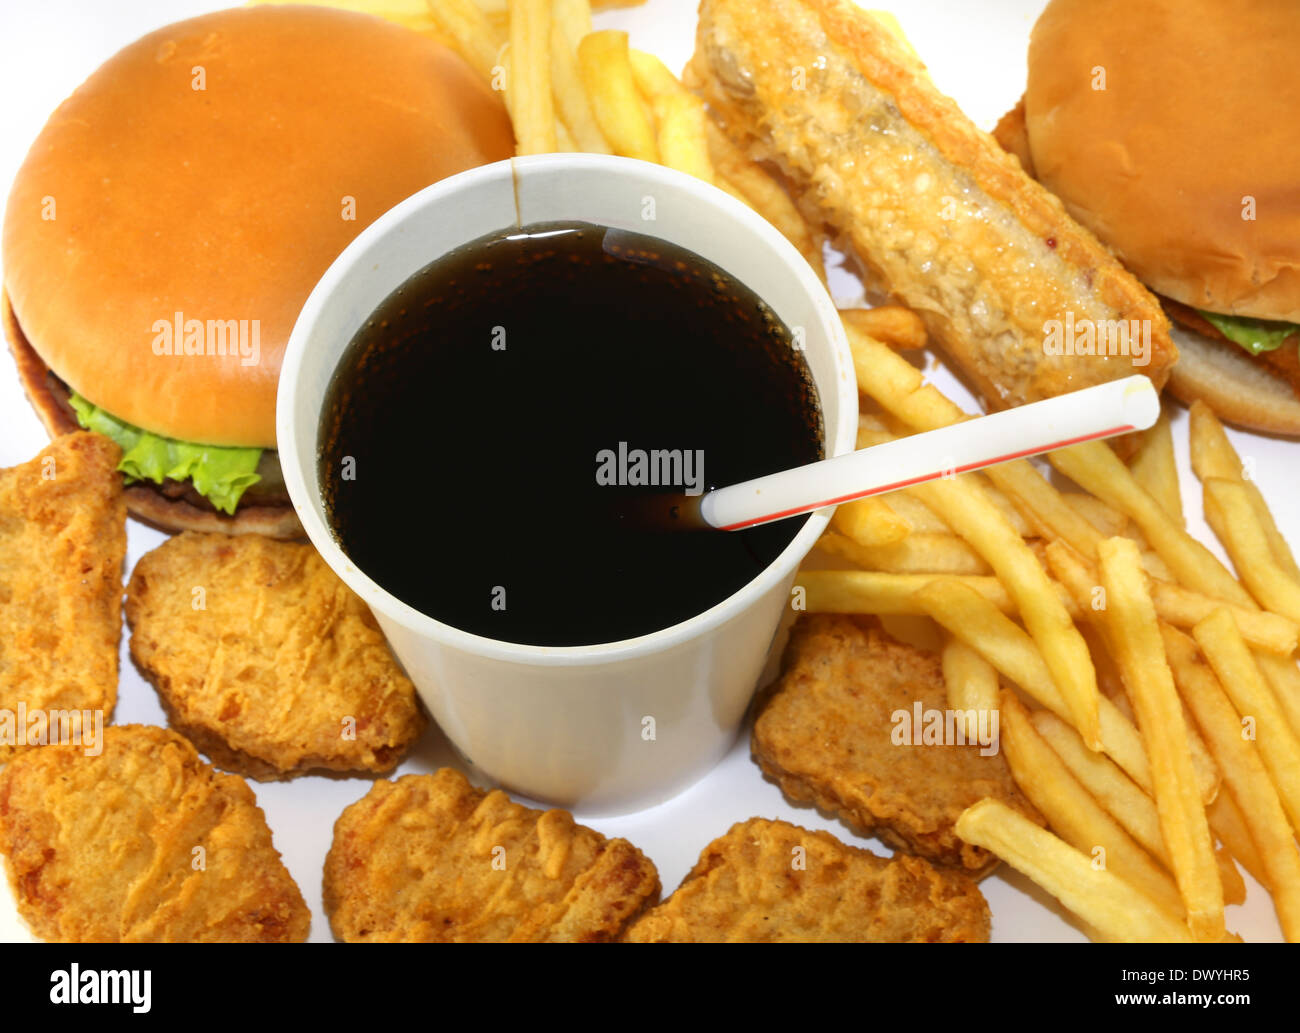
[2, 5, 515, 536]
[1002, 0, 1300, 435]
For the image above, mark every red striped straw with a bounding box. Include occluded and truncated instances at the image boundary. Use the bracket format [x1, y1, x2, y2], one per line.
[700, 375, 1160, 531]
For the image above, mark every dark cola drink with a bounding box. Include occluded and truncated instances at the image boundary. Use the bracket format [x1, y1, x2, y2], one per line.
[319, 221, 822, 646]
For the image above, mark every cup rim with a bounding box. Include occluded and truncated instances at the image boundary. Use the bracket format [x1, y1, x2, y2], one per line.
[277, 153, 858, 667]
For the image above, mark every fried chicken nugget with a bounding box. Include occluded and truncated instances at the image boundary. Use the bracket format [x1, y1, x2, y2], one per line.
[623, 818, 989, 942]
[0, 432, 125, 760]
[323, 769, 660, 942]
[753, 615, 1039, 876]
[0, 724, 310, 942]
[125, 532, 425, 780]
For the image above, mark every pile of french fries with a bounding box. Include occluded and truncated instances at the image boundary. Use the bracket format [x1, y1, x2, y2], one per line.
[833, 335, 1300, 943]
[255, 0, 1300, 943]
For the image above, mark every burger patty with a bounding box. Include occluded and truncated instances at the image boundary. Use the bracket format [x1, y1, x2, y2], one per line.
[1161, 296, 1300, 398]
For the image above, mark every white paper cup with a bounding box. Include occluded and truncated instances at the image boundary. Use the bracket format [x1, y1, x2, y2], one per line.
[277, 153, 857, 813]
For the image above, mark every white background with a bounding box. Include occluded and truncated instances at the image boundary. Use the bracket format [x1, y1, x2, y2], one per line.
[0, 0, 1291, 942]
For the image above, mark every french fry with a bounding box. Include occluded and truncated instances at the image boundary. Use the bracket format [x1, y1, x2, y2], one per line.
[844, 321, 964, 431]
[548, 23, 608, 152]
[815, 530, 991, 575]
[706, 122, 826, 281]
[942, 637, 1000, 741]
[1256, 651, 1300, 743]
[577, 30, 657, 162]
[1062, 493, 1128, 538]
[1206, 791, 1268, 888]
[1203, 477, 1300, 623]
[627, 47, 679, 98]
[907, 474, 1101, 749]
[651, 92, 716, 183]
[877, 614, 944, 653]
[505, 0, 555, 153]
[626, 50, 716, 181]
[1189, 400, 1300, 582]
[253, 0, 455, 42]
[1129, 408, 1183, 525]
[855, 423, 894, 450]
[840, 306, 927, 351]
[1193, 609, 1300, 834]
[913, 579, 1159, 795]
[1079, 623, 1128, 703]
[796, 569, 1013, 616]
[1216, 847, 1249, 908]
[995, 461, 1107, 552]
[887, 491, 950, 533]
[1045, 539, 1299, 655]
[981, 483, 1034, 537]
[1000, 692, 1184, 917]
[423, 0, 506, 81]
[830, 496, 910, 547]
[955, 799, 1193, 943]
[1162, 623, 1300, 940]
[550, 0, 592, 48]
[553, 117, 576, 151]
[1050, 441, 1253, 607]
[1097, 537, 1224, 941]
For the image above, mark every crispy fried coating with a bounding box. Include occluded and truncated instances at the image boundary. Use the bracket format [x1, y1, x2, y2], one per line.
[125, 532, 425, 780]
[0, 724, 310, 942]
[323, 769, 661, 942]
[754, 615, 1039, 875]
[0, 432, 125, 760]
[623, 817, 989, 942]
[688, 0, 1175, 410]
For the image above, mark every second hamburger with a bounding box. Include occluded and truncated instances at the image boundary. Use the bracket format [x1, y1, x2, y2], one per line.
[1007, 0, 1300, 436]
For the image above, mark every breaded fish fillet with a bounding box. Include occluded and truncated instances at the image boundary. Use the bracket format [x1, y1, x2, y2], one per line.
[753, 615, 1039, 875]
[623, 817, 989, 942]
[0, 432, 125, 760]
[323, 769, 660, 942]
[0, 724, 310, 942]
[125, 532, 426, 780]
[687, 0, 1175, 409]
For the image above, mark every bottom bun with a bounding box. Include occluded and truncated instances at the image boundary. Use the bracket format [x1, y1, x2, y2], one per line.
[121, 483, 305, 539]
[4, 291, 305, 538]
[1165, 327, 1300, 438]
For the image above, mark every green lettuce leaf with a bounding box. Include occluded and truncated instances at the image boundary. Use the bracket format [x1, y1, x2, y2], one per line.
[68, 392, 262, 515]
[1198, 311, 1300, 356]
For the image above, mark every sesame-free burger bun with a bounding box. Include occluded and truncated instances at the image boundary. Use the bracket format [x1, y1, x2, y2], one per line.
[3, 4, 514, 451]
